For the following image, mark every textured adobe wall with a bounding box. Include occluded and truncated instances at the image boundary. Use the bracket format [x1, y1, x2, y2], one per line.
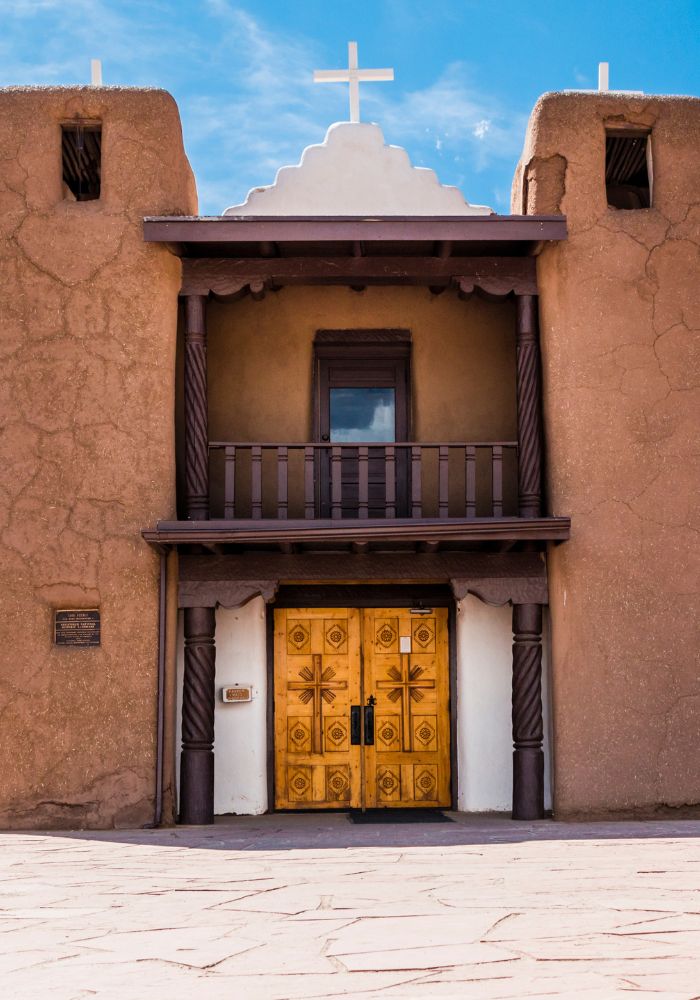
[514, 93, 700, 817]
[0, 87, 196, 828]
[207, 286, 516, 443]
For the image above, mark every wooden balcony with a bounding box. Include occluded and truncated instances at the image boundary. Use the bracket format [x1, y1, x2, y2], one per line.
[135, 442, 570, 553]
[209, 441, 520, 522]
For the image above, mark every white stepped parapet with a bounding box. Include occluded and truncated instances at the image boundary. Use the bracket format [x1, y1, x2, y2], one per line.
[223, 122, 493, 216]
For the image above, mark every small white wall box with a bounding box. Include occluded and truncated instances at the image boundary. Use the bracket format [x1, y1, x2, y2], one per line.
[221, 685, 252, 703]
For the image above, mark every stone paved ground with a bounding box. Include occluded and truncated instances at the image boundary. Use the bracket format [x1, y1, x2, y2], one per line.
[2, 814, 700, 1000]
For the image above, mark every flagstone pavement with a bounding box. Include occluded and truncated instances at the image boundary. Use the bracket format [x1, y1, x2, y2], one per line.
[2, 813, 700, 1000]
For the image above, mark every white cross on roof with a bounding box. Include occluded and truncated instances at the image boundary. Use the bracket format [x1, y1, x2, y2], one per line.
[313, 42, 394, 123]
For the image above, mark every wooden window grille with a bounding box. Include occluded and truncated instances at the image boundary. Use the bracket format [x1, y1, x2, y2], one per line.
[605, 128, 651, 209]
[61, 123, 102, 201]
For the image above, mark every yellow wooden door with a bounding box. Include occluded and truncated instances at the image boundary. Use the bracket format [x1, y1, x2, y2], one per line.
[362, 608, 451, 808]
[274, 607, 450, 809]
[274, 609, 362, 809]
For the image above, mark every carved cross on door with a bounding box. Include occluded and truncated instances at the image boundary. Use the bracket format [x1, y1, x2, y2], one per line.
[288, 653, 348, 753]
[377, 656, 435, 751]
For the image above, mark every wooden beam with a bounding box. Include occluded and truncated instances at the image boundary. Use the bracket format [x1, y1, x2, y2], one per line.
[144, 215, 568, 245]
[181, 256, 538, 296]
[143, 516, 570, 547]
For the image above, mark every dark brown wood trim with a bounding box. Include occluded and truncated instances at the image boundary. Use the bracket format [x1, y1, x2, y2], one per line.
[266, 605, 275, 813]
[511, 603, 544, 821]
[180, 256, 538, 296]
[183, 295, 209, 520]
[314, 336, 412, 518]
[176, 549, 549, 609]
[144, 215, 568, 245]
[515, 296, 544, 518]
[144, 516, 570, 546]
[315, 328, 411, 345]
[448, 599, 458, 811]
[179, 606, 216, 824]
[273, 584, 453, 607]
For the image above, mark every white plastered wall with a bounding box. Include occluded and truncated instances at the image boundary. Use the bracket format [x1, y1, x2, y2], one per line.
[176, 598, 269, 816]
[456, 596, 552, 812]
[176, 596, 552, 815]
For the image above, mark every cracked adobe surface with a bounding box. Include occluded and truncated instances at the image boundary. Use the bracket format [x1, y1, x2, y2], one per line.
[513, 92, 700, 818]
[0, 87, 197, 829]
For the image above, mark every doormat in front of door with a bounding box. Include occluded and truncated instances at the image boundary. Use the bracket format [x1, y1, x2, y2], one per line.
[348, 809, 454, 824]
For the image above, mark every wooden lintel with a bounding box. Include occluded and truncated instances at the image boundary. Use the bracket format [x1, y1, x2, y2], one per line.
[144, 215, 568, 245]
[143, 516, 570, 547]
[181, 256, 538, 297]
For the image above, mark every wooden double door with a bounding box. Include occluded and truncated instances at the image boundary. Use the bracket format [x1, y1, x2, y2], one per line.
[274, 607, 450, 809]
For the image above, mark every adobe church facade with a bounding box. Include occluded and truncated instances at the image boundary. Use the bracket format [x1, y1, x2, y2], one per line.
[0, 85, 697, 828]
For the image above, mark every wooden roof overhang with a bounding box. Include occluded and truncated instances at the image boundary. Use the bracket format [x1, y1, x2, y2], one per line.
[143, 214, 568, 298]
[142, 516, 571, 555]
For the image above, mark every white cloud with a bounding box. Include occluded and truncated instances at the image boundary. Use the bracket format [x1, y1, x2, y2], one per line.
[0, 4, 528, 212]
[365, 62, 528, 174]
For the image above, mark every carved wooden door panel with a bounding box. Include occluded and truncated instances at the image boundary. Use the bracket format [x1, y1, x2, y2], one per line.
[362, 608, 451, 808]
[274, 609, 362, 809]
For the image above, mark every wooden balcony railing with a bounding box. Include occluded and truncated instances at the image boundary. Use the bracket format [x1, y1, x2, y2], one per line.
[208, 442, 519, 521]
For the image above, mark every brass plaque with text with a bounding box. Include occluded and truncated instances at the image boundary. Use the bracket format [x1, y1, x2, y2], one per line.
[54, 609, 101, 647]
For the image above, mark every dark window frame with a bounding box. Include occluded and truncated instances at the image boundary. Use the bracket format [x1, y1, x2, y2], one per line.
[61, 121, 102, 202]
[313, 330, 412, 518]
[605, 127, 652, 210]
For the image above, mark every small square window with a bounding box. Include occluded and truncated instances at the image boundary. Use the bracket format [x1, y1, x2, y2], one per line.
[61, 123, 101, 201]
[605, 129, 651, 209]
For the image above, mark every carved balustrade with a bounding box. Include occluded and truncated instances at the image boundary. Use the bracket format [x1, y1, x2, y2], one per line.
[207, 441, 519, 521]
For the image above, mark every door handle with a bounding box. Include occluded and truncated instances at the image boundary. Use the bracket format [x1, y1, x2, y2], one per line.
[364, 695, 376, 746]
[350, 706, 361, 745]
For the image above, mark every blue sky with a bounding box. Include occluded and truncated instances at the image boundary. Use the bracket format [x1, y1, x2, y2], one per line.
[2, 0, 699, 213]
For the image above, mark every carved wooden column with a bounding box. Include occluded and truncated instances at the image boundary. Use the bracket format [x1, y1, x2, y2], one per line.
[511, 603, 544, 820]
[184, 294, 209, 520]
[181, 295, 216, 823]
[515, 295, 543, 518]
[179, 606, 216, 824]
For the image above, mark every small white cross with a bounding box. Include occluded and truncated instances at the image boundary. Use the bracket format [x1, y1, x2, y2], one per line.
[90, 59, 103, 86]
[598, 62, 609, 92]
[314, 42, 393, 123]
